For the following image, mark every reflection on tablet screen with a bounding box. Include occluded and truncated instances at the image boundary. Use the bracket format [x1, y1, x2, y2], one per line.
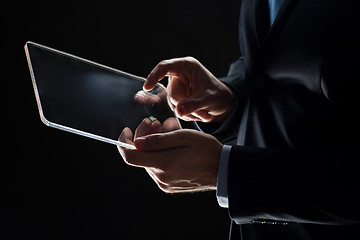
[25, 42, 181, 149]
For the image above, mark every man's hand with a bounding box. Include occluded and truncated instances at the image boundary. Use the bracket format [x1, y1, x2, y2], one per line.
[117, 57, 231, 193]
[118, 122, 223, 193]
[145, 57, 235, 123]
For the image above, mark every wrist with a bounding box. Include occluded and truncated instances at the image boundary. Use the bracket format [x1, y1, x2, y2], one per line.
[215, 81, 235, 122]
[207, 146, 223, 190]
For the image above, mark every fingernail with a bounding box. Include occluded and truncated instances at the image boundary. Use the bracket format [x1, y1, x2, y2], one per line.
[151, 119, 161, 126]
[120, 127, 132, 142]
[143, 85, 149, 91]
[177, 104, 187, 116]
[143, 118, 152, 125]
[143, 82, 153, 91]
[151, 120, 163, 134]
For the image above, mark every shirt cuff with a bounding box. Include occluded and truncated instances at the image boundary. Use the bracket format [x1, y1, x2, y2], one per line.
[216, 144, 232, 208]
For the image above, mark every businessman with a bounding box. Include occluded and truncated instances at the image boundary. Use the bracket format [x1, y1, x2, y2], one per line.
[119, 0, 360, 239]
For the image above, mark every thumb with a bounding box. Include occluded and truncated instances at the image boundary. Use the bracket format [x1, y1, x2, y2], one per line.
[134, 130, 195, 152]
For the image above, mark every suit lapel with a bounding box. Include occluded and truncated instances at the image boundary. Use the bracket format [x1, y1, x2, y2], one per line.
[254, 0, 296, 49]
[254, 0, 270, 47]
[239, 0, 258, 73]
[239, 0, 298, 75]
[269, 0, 294, 31]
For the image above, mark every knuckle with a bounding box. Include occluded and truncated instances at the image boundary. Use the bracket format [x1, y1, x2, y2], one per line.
[157, 183, 172, 194]
[157, 59, 171, 68]
[121, 154, 132, 166]
[118, 150, 141, 167]
[184, 56, 197, 63]
[157, 172, 170, 184]
[200, 117, 213, 123]
[117, 146, 130, 162]
[144, 135, 159, 150]
[160, 186, 174, 194]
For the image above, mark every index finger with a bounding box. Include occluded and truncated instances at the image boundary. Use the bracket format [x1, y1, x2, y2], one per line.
[144, 58, 189, 91]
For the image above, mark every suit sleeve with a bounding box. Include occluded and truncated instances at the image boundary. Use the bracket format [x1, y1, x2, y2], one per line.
[227, 146, 360, 225]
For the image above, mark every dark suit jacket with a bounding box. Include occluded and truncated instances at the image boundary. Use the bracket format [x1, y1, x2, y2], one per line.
[214, 0, 360, 239]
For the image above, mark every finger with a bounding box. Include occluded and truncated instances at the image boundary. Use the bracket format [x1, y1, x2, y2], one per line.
[145, 168, 170, 192]
[134, 118, 153, 139]
[178, 114, 202, 122]
[119, 127, 134, 144]
[124, 130, 201, 168]
[145, 58, 190, 91]
[146, 167, 206, 193]
[145, 168, 169, 186]
[134, 118, 163, 139]
[134, 129, 195, 152]
[162, 117, 181, 132]
[167, 75, 192, 105]
[134, 90, 162, 105]
[191, 110, 214, 122]
[150, 120, 162, 134]
[117, 127, 134, 160]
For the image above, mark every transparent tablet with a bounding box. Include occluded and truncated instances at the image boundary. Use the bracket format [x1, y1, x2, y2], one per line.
[25, 42, 181, 149]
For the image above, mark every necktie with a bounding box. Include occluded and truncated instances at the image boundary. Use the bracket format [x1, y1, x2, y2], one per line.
[268, 0, 284, 25]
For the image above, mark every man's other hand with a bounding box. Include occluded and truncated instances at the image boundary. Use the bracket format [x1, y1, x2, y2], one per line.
[118, 126, 223, 193]
[145, 57, 235, 123]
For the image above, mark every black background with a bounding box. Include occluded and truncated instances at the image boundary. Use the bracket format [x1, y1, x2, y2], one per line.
[3, 0, 241, 239]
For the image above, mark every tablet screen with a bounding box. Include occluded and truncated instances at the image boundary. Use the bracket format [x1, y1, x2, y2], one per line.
[25, 42, 181, 149]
